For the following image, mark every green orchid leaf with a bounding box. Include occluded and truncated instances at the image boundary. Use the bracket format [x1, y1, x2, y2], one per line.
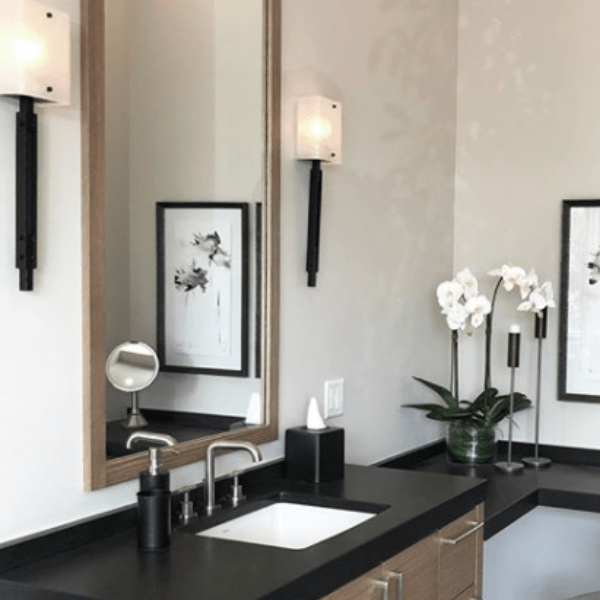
[469, 387, 498, 413]
[485, 392, 532, 425]
[412, 376, 459, 410]
[403, 403, 450, 413]
[423, 408, 473, 421]
[404, 402, 471, 421]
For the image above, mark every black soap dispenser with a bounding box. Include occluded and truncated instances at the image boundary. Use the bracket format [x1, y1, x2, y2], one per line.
[126, 432, 177, 552]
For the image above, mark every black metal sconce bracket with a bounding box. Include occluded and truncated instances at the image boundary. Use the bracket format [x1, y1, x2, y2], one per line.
[306, 159, 322, 287]
[15, 96, 37, 291]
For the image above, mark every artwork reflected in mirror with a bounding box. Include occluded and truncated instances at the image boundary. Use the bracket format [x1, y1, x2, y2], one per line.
[102, 0, 267, 459]
[157, 202, 249, 376]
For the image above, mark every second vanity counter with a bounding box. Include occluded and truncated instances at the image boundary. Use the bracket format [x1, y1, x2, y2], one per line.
[0, 465, 486, 600]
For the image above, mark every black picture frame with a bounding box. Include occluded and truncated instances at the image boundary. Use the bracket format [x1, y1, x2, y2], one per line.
[559, 199, 600, 401]
[255, 202, 262, 379]
[157, 202, 249, 377]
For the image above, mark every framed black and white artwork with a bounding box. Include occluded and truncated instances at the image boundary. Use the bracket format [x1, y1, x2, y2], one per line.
[559, 199, 600, 401]
[157, 202, 249, 377]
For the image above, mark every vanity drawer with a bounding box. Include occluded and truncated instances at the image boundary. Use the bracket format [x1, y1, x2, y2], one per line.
[437, 506, 483, 600]
[319, 504, 484, 600]
[382, 535, 438, 600]
[320, 563, 385, 600]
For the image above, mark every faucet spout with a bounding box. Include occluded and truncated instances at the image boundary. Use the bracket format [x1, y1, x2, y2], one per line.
[205, 440, 262, 516]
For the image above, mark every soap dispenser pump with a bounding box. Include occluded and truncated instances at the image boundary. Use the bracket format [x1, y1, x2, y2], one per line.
[126, 432, 177, 551]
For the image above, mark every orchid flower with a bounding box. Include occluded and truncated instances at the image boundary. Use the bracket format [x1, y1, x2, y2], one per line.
[456, 268, 479, 299]
[489, 264, 527, 292]
[518, 281, 556, 313]
[518, 269, 539, 299]
[465, 294, 492, 328]
[437, 280, 463, 310]
[444, 303, 470, 330]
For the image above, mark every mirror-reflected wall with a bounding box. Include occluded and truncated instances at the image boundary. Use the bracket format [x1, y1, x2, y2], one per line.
[82, 0, 280, 488]
[105, 0, 263, 442]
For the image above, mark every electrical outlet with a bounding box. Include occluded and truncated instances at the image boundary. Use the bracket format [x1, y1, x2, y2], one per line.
[325, 379, 344, 418]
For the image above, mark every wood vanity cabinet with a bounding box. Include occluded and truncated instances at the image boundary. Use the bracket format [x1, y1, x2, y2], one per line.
[320, 505, 483, 600]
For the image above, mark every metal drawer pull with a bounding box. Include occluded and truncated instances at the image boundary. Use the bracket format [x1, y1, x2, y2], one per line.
[374, 579, 390, 600]
[439, 520, 484, 545]
[388, 571, 404, 600]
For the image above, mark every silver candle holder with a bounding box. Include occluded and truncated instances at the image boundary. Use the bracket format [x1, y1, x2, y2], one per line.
[523, 308, 551, 468]
[496, 326, 525, 473]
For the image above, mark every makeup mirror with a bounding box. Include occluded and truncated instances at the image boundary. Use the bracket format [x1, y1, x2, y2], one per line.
[105, 341, 159, 430]
[81, 0, 281, 489]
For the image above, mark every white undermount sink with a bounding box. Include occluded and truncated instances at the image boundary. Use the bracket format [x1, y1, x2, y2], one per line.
[197, 502, 378, 549]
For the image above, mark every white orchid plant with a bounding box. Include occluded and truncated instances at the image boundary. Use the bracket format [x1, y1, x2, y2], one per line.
[437, 265, 555, 333]
[407, 264, 555, 427]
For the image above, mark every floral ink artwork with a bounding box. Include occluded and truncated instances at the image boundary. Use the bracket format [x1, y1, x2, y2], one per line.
[157, 203, 249, 376]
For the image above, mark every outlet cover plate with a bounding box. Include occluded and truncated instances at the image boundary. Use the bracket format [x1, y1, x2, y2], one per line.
[325, 379, 344, 418]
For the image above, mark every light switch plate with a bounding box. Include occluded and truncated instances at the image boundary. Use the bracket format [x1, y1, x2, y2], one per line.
[324, 379, 344, 418]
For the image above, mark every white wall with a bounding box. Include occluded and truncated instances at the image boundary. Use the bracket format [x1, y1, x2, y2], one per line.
[0, 0, 458, 543]
[455, 0, 600, 446]
[484, 507, 600, 600]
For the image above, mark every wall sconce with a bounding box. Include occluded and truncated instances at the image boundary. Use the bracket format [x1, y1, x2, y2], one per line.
[0, 0, 70, 291]
[296, 96, 342, 287]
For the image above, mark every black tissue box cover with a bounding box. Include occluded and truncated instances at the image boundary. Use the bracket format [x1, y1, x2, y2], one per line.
[285, 426, 344, 483]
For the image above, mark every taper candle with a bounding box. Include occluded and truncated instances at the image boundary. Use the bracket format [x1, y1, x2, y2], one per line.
[507, 325, 521, 368]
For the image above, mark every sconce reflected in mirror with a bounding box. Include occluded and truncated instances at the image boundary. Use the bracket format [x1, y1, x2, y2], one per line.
[106, 341, 159, 430]
[296, 96, 342, 287]
[0, 0, 70, 290]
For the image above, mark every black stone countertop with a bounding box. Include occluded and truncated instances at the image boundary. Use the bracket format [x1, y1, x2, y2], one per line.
[0, 464, 485, 600]
[379, 441, 600, 539]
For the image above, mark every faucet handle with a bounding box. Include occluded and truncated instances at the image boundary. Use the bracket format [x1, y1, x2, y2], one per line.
[231, 471, 246, 508]
[175, 485, 199, 525]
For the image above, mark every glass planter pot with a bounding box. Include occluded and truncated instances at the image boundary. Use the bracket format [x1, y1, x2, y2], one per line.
[446, 421, 496, 464]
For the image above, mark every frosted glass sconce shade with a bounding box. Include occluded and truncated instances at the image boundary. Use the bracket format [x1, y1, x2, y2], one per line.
[296, 96, 342, 165]
[296, 96, 342, 287]
[0, 0, 71, 105]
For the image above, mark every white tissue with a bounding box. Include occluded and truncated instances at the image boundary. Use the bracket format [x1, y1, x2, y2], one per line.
[245, 392, 263, 425]
[306, 397, 327, 430]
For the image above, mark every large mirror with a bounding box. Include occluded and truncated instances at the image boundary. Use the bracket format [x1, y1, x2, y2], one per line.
[81, 0, 280, 489]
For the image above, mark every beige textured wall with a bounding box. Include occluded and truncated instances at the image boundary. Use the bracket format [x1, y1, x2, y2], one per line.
[455, 0, 600, 446]
[273, 0, 458, 464]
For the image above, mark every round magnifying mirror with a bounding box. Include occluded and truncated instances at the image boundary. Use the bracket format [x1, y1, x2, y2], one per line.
[106, 341, 159, 430]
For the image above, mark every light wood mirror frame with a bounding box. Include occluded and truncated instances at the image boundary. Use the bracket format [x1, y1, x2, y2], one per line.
[81, 0, 281, 490]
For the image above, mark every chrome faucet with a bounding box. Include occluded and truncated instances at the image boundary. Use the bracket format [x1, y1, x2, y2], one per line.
[205, 440, 262, 516]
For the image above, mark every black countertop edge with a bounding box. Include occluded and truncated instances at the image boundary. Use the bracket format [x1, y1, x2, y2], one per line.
[484, 490, 539, 539]
[538, 488, 600, 513]
[497, 441, 600, 467]
[0, 508, 137, 575]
